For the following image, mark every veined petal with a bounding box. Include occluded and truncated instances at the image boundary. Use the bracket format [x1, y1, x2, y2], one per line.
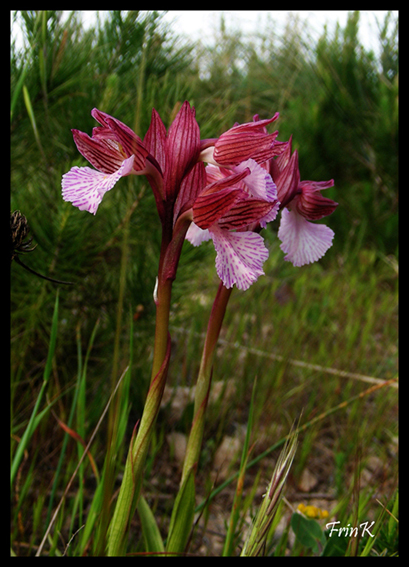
[201, 168, 250, 196]
[229, 113, 280, 133]
[174, 161, 206, 222]
[164, 101, 201, 201]
[258, 199, 280, 228]
[213, 113, 284, 167]
[192, 168, 250, 228]
[204, 163, 225, 185]
[73, 109, 148, 174]
[72, 129, 126, 175]
[214, 131, 278, 166]
[273, 150, 300, 209]
[210, 225, 269, 290]
[102, 116, 148, 170]
[92, 108, 130, 132]
[269, 135, 293, 177]
[234, 159, 279, 227]
[278, 207, 335, 267]
[62, 156, 134, 215]
[235, 159, 277, 200]
[218, 197, 279, 230]
[295, 180, 337, 220]
[91, 108, 148, 170]
[193, 187, 246, 229]
[143, 108, 167, 174]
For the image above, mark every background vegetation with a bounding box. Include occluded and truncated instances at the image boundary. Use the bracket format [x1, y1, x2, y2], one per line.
[11, 10, 398, 556]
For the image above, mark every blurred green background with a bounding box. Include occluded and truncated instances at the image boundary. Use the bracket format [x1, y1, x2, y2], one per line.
[11, 10, 398, 556]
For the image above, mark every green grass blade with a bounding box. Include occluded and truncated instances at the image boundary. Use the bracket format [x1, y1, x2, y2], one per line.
[137, 495, 165, 553]
[36, 364, 129, 557]
[165, 465, 196, 554]
[222, 377, 257, 556]
[22, 84, 45, 159]
[10, 291, 59, 489]
[45, 319, 100, 527]
[241, 422, 299, 556]
[11, 57, 31, 123]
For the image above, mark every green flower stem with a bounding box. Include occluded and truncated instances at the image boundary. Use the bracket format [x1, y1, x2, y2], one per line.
[181, 282, 233, 485]
[107, 218, 190, 556]
[107, 277, 172, 556]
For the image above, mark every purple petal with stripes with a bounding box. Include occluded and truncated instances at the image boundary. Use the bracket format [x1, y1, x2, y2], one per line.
[277, 207, 335, 266]
[62, 156, 134, 214]
[210, 225, 269, 290]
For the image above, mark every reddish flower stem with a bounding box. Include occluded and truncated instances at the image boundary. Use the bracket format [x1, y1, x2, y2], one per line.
[181, 282, 233, 484]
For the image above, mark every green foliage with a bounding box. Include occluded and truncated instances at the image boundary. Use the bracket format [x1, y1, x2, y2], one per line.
[137, 495, 165, 553]
[10, 292, 59, 489]
[165, 466, 196, 554]
[371, 490, 399, 556]
[289, 488, 399, 557]
[291, 513, 326, 554]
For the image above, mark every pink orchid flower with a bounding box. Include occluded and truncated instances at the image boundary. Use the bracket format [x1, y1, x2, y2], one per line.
[62, 103, 337, 289]
[181, 113, 287, 290]
[62, 105, 285, 290]
[62, 103, 202, 220]
[186, 159, 280, 290]
[268, 137, 338, 267]
[62, 109, 152, 215]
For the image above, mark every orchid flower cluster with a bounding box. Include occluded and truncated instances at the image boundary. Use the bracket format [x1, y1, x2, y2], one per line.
[61, 102, 337, 556]
[62, 102, 337, 290]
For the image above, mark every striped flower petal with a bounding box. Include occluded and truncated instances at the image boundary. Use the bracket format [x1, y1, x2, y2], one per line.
[62, 156, 134, 215]
[234, 159, 280, 227]
[210, 225, 269, 290]
[278, 207, 335, 266]
[270, 149, 300, 209]
[72, 129, 128, 175]
[193, 187, 246, 229]
[213, 114, 282, 167]
[192, 168, 250, 229]
[295, 179, 337, 220]
[218, 198, 278, 230]
[91, 108, 149, 170]
[164, 101, 201, 201]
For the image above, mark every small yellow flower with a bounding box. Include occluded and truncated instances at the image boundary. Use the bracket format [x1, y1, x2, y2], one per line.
[297, 503, 329, 520]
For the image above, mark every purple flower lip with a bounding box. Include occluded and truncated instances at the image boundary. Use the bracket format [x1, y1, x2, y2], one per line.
[186, 158, 280, 290]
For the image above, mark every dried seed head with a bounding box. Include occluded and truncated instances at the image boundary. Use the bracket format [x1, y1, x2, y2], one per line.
[10, 210, 36, 263]
[10, 211, 73, 285]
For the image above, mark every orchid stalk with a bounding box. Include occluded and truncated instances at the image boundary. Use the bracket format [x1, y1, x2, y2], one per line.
[164, 282, 233, 554]
[61, 101, 338, 556]
[181, 282, 233, 486]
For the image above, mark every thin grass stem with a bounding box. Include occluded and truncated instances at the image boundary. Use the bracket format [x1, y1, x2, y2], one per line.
[195, 377, 397, 515]
[10, 292, 59, 489]
[36, 365, 129, 556]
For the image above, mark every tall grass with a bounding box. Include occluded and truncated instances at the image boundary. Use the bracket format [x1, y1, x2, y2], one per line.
[11, 10, 398, 556]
